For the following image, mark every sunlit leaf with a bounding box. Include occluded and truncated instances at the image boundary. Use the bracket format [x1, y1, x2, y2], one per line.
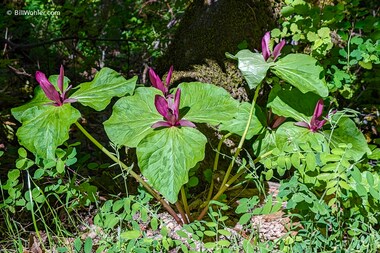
[219, 102, 265, 139]
[271, 54, 328, 97]
[178, 82, 239, 125]
[104, 87, 162, 147]
[71, 68, 136, 111]
[136, 127, 207, 203]
[228, 50, 271, 89]
[15, 104, 80, 160]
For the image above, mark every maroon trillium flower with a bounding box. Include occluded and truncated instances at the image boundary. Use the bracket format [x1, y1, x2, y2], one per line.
[294, 99, 335, 132]
[152, 89, 195, 128]
[36, 65, 76, 106]
[261, 32, 286, 62]
[149, 65, 173, 97]
[267, 109, 286, 130]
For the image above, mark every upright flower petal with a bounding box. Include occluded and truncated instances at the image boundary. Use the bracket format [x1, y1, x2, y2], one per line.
[149, 68, 167, 94]
[166, 65, 174, 88]
[154, 95, 169, 119]
[173, 89, 181, 118]
[36, 71, 61, 103]
[58, 65, 64, 93]
[261, 32, 271, 61]
[313, 99, 324, 119]
[272, 39, 285, 61]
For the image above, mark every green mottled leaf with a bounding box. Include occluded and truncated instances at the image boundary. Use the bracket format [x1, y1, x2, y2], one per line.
[271, 54, 328, 97]
[11, 75, 70, 122]
[136, 127, 207, 203]
[16, 104, 80, 160]
[275, 122, 329, 152]
[104, 87, 162, 147]
[267, 84, 321, 122]
[228, 50, 271, 89]
[71, 68, 136, 111]
[325, 117, 371, 161]
[178, 82, 239, 125]
[219, 102, 265, 139]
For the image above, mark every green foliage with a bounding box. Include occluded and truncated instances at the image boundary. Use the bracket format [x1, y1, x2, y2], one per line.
[2, 1, 378, 250]
[271, 0, 380, 98]
[236, 195, 282, 225]
[229, 50, 328, 96]
[11, 68, 136, 160]
[70, 68, 137, 111]
[137, 127, 207, 203]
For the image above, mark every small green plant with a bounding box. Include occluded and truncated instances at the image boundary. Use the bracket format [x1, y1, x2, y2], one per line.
[271, 0, 380, 98]
[3, 25, 377, 251]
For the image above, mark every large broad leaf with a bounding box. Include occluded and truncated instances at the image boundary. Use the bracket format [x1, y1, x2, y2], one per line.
[325, 117, 371, 161]
[12, 75, 70, 122]
[136, 127, 207, 203]
[16, 104, 81, 160]
[71, 68, 136, 111]
[178, 82, 239, 125]
[267, 84, 321, 122]
[228, 50, 271, 90]
[12, 88, 50, 122]
[275, 122, 329, 153]
[271, 54, 328, 97]
[252, 130, 277, 157]
[103, 87, 162, 148]
[219, 102, 265, 139]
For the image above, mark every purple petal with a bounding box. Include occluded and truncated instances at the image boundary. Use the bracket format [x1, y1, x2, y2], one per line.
[315, 119, 327, 130]
[149, 68, 167, 94]
[63, 98, 77, 104]
[154, 95, 169, 119]
[58, 65, 64, 93]
[313, 99, 325, 119]
[294, 121, 310, 129]
[261, 32, 271, 61]
[152, 121, 172, 128]
[165, 65, 173, 88]
[173, 89, 181, 118]
[271, 116, 286, 129]
[61, 84, 72, 101]
[178, 120, 196, 128]
[272, 39, 285, 61]
[36, 71, 61, 103]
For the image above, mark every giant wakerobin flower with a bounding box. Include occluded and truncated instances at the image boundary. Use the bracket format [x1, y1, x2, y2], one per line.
[261, 32, 286, 62]
[149, 65, 173, 97]
[295, 99, 335, 132]
[152, 89, 195, 128]
[36, 65, 76, 106]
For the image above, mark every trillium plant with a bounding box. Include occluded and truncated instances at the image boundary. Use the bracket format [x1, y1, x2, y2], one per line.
[152, 89, 195, 128]
[261, 31, 286, 62]
[12, 31, 371, 225]
[295, 99, 335, 132]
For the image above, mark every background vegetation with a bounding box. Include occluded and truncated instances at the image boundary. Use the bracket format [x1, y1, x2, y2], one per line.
[1, 0, 379, 252]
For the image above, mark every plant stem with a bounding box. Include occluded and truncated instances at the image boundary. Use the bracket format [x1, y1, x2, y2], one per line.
[181, 187, 192, 222]
[26, 171, 46, 251]
[196, 134, 273, 221]
[197, 84, 262, 220]
[206, 132, 232, 203]
[175, 202, 189, 224]
[74, 121, 183, 226]
[220, 84, 261, 189]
